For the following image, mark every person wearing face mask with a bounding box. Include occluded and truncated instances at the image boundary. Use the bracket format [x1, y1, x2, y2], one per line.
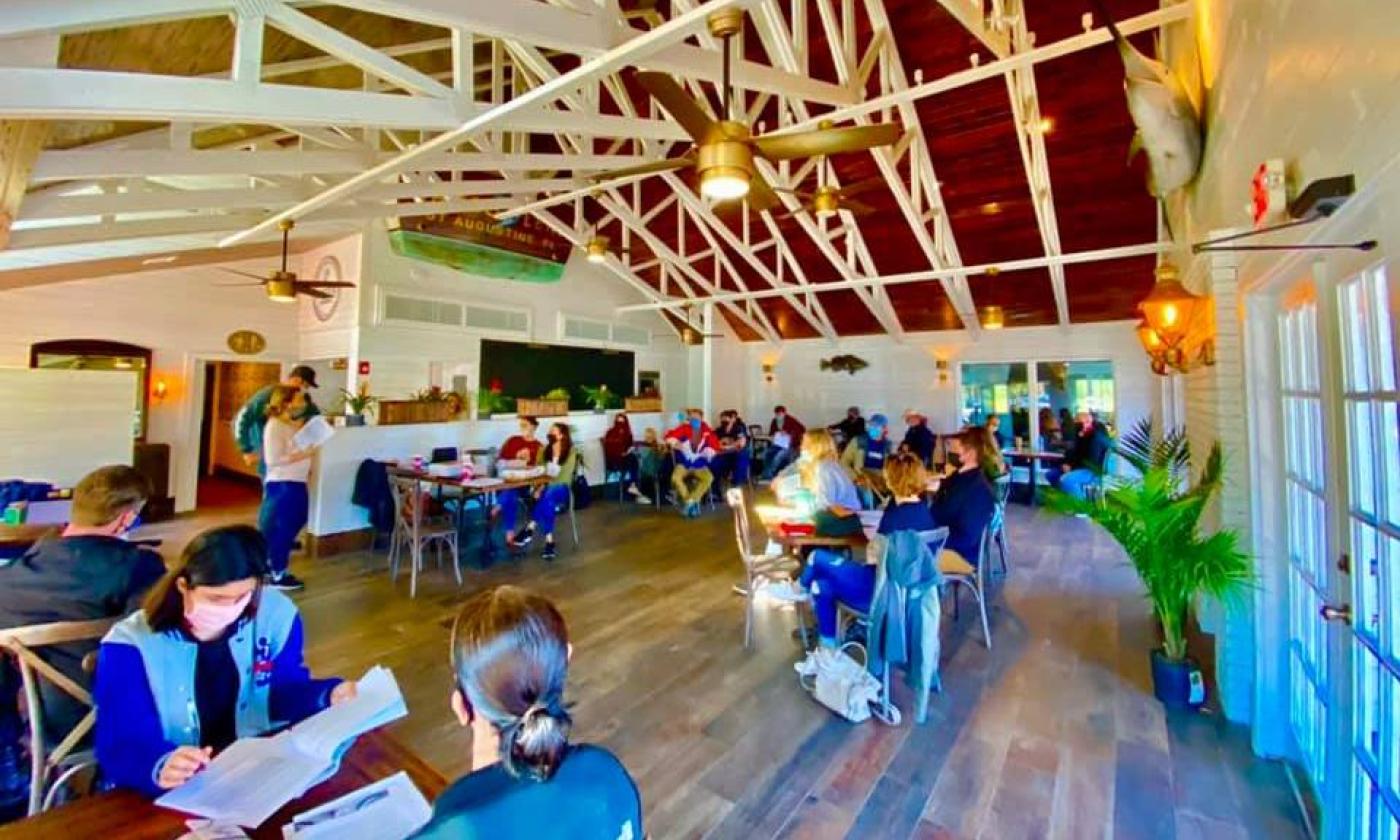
[258, 385, 317, 592]
[0, 465, 166, 751]
[710, 409, 750, 488]
[1048, 409, 1112, 499]
[94, 525, 354, 797]
[928, 431, 996, 576]
[760, 405, 805, 480]
[412, 585, 641, 840]
[601, 413, 650, 504]
[501, 423, 578, 561]
[664, 409, 720, 518]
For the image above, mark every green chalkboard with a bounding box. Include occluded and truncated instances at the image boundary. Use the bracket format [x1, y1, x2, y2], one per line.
[480, 340, 635, 411]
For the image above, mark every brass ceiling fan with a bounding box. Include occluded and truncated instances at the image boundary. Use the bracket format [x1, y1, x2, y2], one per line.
[215, 220, 355, 302]
[589, 9, 901, 211]
[775, 172, 887, 220]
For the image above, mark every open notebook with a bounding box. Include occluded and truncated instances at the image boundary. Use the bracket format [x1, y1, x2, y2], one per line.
[157, 666, 407, 829]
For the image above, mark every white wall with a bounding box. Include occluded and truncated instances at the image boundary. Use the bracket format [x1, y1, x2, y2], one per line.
[725, 321, 1155, 451]
[1171, 0, 1400, 747]
[0, 261, 300, 511]
[352, 224, 691, 412]
[0, 369, 136, 487]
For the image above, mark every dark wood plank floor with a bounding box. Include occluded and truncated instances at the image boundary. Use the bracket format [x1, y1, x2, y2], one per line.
[142, 497, 1307, 839]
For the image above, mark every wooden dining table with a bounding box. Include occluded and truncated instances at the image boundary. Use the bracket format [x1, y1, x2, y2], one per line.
[1001, 448, 1065, 504]
[0, 726, 448, 840]
[755, 507, 870, 551]
[385, 464, 552, 562]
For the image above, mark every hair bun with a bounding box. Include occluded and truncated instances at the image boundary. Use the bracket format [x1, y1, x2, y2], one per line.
[504, 700, 572, 782]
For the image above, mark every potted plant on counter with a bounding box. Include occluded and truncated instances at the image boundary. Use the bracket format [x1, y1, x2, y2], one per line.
[1045, 419, 1252, 709]
[477, 379, 516, 419]
[580, 384, 619, 414]
[518, 388, 570, 417]
[335, 383, 377, 427]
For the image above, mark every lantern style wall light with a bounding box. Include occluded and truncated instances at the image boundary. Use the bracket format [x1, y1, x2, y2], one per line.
[1136, 261, 1216, 376]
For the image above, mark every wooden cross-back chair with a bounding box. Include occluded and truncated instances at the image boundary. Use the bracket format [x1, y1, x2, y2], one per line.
[0, 617, 116, 815]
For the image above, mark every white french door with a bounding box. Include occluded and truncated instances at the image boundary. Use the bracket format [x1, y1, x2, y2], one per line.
[1279, 264, 1400, 839]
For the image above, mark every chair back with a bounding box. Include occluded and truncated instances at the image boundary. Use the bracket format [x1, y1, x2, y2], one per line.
[992, 473, 1012, 506]
[725, 488, 756, 560]
[388, 475, 425, 536]
[0, 618, 116, 815]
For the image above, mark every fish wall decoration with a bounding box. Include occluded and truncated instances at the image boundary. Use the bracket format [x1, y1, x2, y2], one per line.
[820, 355, 869, 375]
[1089, 0, 1203, 198]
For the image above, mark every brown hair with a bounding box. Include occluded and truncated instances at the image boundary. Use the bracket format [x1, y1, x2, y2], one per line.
[546, 422, 573, 464]
[144, 524, 267, 632]
[70, 465, 151, 527]
[883, 451, 928, 498]
[450, 586, 571, 782]
[265, 384, 301, 419]
[958, 427, 1006, 480]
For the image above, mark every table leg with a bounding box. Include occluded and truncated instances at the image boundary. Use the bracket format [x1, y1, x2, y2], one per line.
[1030, 457, 1040, 505]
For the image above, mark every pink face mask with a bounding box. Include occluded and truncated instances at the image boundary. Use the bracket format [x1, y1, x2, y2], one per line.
[185, 592, 253, 640]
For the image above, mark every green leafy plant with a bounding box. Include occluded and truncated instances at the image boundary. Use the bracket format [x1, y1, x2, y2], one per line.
[409, 386, 466, 417]
[1044, 418, 1253, 662]
[579, 384, 620, 411]
[476, 388, 516, 417]
[336, 383, 377, 416]
[543, 387, 571, 402]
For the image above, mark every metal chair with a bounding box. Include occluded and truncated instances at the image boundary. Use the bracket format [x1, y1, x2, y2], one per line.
[725, 488, 804, 649]
[939, 526, 993, 649]
[991, 473, 1011, 575]
[0, 617, 116, 815]
[388, 475, 460, 598]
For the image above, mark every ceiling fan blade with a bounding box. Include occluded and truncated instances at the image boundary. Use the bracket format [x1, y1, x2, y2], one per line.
[213, 282, 267, 287]
[636, 71, 717, 143]
[752, 122, 902, 161]
[300, 281, 356, 289]
[746, 172, 783, 213]
[587, 155, 693, 181]
[297, 287, 332, 299]
[218, 267, 268, 282]
[837, 176, 888, 199]
[842, 198, 879, 216]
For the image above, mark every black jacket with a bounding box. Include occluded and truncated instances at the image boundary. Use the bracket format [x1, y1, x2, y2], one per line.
[829, 416, 867, 444]
[0, 535, 165, 734]
[929, 469, 996, 564]
[901, 424, 936, 466]
[1066, 423, 1112, 471]
[352, 458, 396, 533]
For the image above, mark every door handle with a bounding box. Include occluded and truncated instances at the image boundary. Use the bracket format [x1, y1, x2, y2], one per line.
[1319, 603, 1353, 625]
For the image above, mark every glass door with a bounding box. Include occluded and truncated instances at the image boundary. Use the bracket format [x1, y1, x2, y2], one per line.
[1337, 265, 1400, 839]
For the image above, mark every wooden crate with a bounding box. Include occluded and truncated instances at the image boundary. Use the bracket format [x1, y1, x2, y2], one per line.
[377, 400, 456, 426]
[624, 396, 662, 412]
[516, 398, 569, 417]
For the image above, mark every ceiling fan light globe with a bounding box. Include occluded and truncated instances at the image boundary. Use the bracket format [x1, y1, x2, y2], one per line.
[700, 167, 751, 201]
[813, 187, 841, 217]
[585, 236, 609, 263]
[981, 305, 1006, 330]
[698, 131, 753, 201]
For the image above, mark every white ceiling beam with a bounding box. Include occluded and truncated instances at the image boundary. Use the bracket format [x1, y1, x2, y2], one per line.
[221, 0, 747, 246]
[30, 150, 655, 182]
[262, 2, 453, 98]
[617, 240, 1172, 311]
[0, 69, 689, 141]
[777, 4, 1192, 134]
[321, 0, 854, 106]
[0, 0, 233, 37]
[934, 0, 1010, 58]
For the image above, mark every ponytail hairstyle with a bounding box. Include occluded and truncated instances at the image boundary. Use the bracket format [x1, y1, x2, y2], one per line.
[547, 422, 573, 465]
[450, 585, 572, 782]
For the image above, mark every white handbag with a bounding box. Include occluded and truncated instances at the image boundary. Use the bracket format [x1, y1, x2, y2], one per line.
[796, 643, 898, 725]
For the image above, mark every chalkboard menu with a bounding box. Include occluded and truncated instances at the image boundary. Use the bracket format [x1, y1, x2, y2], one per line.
[480, 340, 635, 411]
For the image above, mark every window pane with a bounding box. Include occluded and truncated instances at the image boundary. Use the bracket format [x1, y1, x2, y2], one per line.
[1382, 401, 1400, 529]
[1369, 267, 1396, 391]
[1354, 523, 1381, 640]
[959, 363, 1029, 442]
[1351, 402, 1377, 514]
[1356, 644, 1381, 769]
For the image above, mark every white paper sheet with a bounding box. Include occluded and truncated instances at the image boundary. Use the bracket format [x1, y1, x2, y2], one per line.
[156, 666, 408, 829]
[281, 772, 431, 840]
[292, 416, 334, 451]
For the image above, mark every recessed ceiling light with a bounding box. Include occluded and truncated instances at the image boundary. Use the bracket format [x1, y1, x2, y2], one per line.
[1036, 117, 1054, 134]
[141, 255, 179, 265]
[980, 201, 1002, 215]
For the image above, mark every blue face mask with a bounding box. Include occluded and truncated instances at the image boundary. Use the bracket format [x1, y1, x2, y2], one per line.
[120, 513, 142, 541]
[689, 418, 702, 433]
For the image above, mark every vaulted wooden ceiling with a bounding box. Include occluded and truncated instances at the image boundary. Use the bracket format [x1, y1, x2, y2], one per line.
[1, 0, 1176, 338]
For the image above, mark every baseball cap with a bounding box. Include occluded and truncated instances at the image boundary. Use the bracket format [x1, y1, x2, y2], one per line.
[289, 364, 319, 388]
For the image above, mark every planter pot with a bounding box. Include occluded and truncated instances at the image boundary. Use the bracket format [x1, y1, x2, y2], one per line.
[625, 396, 662, 412]
[377, 400, 456, 426]
[344, 414, 366, 427]
[1150, 650, 1205, 709]
[517, 398, 569, 417]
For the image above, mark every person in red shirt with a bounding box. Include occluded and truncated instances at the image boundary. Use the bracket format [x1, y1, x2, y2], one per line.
[602, 413, 650, 504]
[664, 408, 720, 518]
[499, 416, 544, 466]
[760, 405, 806, 480]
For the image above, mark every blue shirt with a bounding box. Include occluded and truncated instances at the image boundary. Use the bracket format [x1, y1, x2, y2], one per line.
[412, 745, 641, 840]
[878, 501, 936, 535]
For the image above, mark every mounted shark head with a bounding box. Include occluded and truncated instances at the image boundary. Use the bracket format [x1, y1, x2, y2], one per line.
[1091, 0, 1203, 199]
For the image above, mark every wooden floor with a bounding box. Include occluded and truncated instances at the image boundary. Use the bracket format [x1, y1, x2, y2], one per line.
[141, 496, 1307, 839]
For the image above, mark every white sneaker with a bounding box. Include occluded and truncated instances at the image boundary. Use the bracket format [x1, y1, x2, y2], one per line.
[632, 492, 652, 505]
[763, 579, 810, 604]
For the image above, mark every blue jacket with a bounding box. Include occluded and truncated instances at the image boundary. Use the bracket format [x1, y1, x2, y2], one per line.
[95, 589, 339, 796]
[867, 528, 946, 723]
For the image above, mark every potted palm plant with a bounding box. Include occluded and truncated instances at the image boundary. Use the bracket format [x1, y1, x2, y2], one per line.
[335, 383, 377, 427]
[1045, 419, 1252, 708]
[580, 384, 619, 414]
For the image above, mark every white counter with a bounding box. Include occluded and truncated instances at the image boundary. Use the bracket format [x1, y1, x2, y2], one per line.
[308, 412, 666, 536]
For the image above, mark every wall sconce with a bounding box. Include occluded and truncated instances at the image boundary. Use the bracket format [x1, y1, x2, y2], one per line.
[1135, 262, 1216, 376]
[935, 359, 949, 385]
[152, 379, 169, 401]
[761, 362, 775, 383]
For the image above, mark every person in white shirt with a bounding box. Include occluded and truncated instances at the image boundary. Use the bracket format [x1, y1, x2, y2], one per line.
[259, 385, 314, 591]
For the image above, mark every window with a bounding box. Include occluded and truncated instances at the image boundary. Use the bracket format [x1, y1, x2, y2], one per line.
[29, 339, 151, 440]
[959, 359, 1116, 451]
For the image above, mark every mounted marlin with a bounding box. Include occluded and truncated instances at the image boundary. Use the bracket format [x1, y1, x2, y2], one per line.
[1089, 0, 1202, 196]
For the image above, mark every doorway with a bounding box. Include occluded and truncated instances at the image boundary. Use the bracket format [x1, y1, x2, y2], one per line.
[195, 360, 280, 510]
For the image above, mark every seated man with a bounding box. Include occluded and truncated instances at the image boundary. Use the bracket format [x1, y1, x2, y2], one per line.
[899, 409, 936, 467]
[760, 405, 806, 480]
[665, 409, 719, 518]
[0, 465, 166, 746]
[828, 406, 866, 469]
[710, 410, 750, 487]
[498, 415, 545, 468]
[1050, 410, 1112, 499]
[929, 432, 996, 575]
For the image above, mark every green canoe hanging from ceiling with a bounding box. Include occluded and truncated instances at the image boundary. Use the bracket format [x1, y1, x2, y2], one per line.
[389, 212, 571, 283]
